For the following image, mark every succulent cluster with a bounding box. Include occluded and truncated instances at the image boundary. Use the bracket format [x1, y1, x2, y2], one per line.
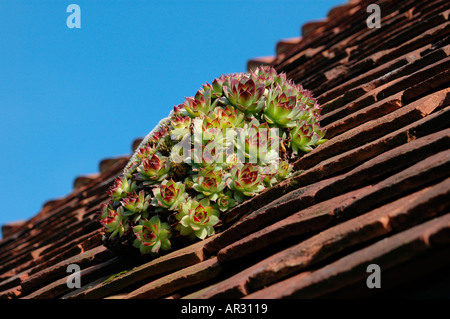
[99, 66, 326, 256]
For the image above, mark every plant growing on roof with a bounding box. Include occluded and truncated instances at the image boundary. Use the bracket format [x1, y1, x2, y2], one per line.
[228, 163, 266, 203]
[99, 66, 327, 256]
[192, 168, 228, 201]
[134, 153, 170, 185]
[223, 76, 265, 114]
[107, 177, 137, 202]
[121, 190, 151, 222]
[151, 179, 187, 211]
[100, 205, 129, 239]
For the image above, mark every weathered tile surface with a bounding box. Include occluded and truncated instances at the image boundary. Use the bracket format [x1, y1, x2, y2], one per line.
[245, 212, 450, 299]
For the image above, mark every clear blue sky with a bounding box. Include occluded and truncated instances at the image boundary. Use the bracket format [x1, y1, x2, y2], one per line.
[0, 0, 345, 236]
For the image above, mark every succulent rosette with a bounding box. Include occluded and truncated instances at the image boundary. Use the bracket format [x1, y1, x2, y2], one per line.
[133, 216, 172, 255]
[134, 153, 170, 185]
[228, 163, 265, 202]
[237, 120, 279, 164]
[107, 177, 137, 202]
[210, 75, 227, 98]
[275, 160, 293, 181]
[151, 125, 169, 143]
[251, 66, 287, 88]
[193, 115, 227, 145]
[175, 198, 220, 240]
[259, 164, 278, 187]
[121, 190, 151, 222]
[215, 105, 245, 128]
[170, 115, 191, 141]
[135, 143, 156, 160]
[214, 191, 237, 212]
[151, 179, 187, 211]
[191, 141, 227, 170]
[263, 85, 308, 128]
[298, 89, 318, 110]
[223, 76, 265, 114]
[184, 87, 218, 118]
[100, 206, 129, 239]
[100, 66, 327, 256]
[289, 122, 327, 153]
[192, 168, 227, 201]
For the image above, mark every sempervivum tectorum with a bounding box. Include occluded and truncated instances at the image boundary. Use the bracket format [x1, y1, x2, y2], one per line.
[184, 87, 218, 118]
[289, 122, 327, 153]
[100, 205, 129, 239]
[134, 153, 170, 185]
[263, 85, 308, 128]
[251, 66, 287, 88]
[228, 163, 266, 203]
[99, 66, 327, 256]
[210, 75, 227, 98]
[214, 191, 237, 212]
[133, 216, 172, 255]
[237, 120, 279, 164]
[121, 190, 151, 222]
[215, 105, 245, 128]
[192, 168, 228, 201]
[151, 179, 187, 211]
[170, 115, 191, 141]
[193, 114, 228, 145]
[175, 198, 220, 240]
[223, 76, 265, 115]
[107, 177, 137, 202]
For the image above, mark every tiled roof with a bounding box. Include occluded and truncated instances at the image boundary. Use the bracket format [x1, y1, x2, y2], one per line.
[1, 0, 449, 299]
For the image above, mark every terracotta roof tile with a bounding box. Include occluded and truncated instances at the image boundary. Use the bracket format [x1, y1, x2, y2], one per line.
[246, 56, 275, 72]
[0, 221, 26, 239]
[275, 37, 302, 56]
[127, 257, 221, 299]
[63, 236, 213, 299]
[246, 212, 450, 298]
[1, 0, 449, 300]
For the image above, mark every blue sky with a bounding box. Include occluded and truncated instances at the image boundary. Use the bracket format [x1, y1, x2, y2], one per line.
[0, 0, 345, 236]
